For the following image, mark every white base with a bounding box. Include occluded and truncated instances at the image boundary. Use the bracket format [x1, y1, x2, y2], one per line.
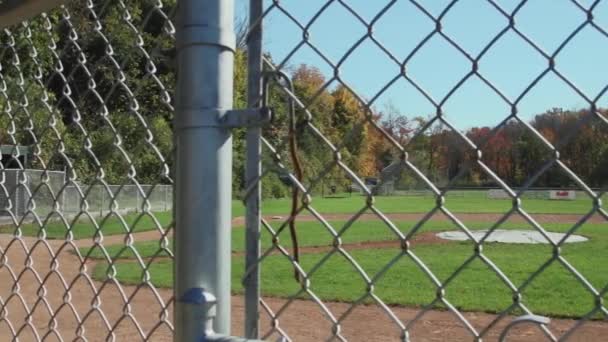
[437, 229, 588, 244]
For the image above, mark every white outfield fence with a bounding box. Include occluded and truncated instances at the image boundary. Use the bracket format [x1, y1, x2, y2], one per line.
[349, 186, 584, 201]
[487, 189, 578, 200]
[548, 190, 577, 200]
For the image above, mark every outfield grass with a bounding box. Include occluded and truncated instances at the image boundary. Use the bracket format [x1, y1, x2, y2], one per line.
[0, 211, 172, 240]
[2, 193, 602, 240]
[66, 192, 608, 318]
[80, 220, 459, 259]
[92, 226, 608, 318]
[239, 194, 605, 216]
[79, 220, 605, 260]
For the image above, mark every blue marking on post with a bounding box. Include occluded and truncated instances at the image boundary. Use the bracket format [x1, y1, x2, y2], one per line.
[181, 287, 208, 304]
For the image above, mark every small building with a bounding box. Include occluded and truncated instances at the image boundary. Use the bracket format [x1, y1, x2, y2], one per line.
[0, 145, 32, 216]
[1, 144, 31, 168]
[0, 145, 66, 217]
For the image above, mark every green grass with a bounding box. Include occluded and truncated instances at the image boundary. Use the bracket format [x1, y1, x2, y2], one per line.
[80, 219, 453, 259]
[4, 193, 602, 240]
[92, 226, 608, 318]
[0, 211, 172, 240]
[90, 220, 608, 318]
[79, 220, 606, 260]
[236, 194, 605, 216]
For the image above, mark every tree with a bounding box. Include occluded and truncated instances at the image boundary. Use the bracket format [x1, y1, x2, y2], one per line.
[379, 102, 412, 146]
[0, 78, 67, 170]
[39, 0, 177, 184]
[330, 85, 368, 176]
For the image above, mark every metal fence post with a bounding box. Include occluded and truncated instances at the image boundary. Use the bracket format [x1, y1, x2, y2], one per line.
[175, 0, 235, 340]
[135, 186, 140, 213]
[61, 168, 67, 213]
[244, 0, 263, 339]
[164, 185, 169, 212]
[100, 187, 104, 217]
[13, 170, 18, 217]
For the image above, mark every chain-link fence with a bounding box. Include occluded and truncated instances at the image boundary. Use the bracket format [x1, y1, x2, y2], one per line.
[62, 184, 173, 216]
[0, 0, 175, 341]
[2, 0, 608, 341]
[0, 169, 64, 217]
[242, 1, 608, 341]
[0, 169, 172, 219]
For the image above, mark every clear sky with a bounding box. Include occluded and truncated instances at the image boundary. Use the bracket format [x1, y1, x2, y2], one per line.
[237, 0, 608, 130]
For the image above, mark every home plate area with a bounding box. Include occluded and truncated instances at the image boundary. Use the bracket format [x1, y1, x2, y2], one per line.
[437, 229, 588, 244]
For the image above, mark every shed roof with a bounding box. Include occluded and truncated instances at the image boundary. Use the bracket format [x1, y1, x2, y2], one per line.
[0, 145, 31, 155]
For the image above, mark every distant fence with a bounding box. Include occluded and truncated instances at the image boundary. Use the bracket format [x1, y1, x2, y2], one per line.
[0, 169, 172, 218]
[62, 184, 173, 216]
[348, 184, 598, 200]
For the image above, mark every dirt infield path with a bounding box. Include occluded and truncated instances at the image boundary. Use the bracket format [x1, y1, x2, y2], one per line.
[1, 210, 607, 341]
[1, 235, 607, 341]
[65, 211, 605, 249]
[233, 212, 607, 226]
[0, 238, 608, 342]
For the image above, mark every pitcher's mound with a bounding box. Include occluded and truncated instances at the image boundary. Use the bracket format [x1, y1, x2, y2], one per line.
[436, 229, 588, 244]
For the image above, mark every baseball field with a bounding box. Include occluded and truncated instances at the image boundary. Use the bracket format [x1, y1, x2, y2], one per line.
[2, 192, 606, 340]
[91, 194, 607, 315]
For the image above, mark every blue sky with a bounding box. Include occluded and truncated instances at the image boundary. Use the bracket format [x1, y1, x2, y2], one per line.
[237, 0, 608, 130]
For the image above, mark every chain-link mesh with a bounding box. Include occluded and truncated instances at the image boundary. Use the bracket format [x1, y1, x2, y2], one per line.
[0, 1, 175, 340]
[244, 1, 608, 341]
[0, 169, 171, 218]
[3, 0, 608, 341]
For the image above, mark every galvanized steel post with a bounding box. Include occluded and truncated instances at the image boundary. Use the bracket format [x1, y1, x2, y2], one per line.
[244, 0, 263, 339]
[174, 0, 235, 339]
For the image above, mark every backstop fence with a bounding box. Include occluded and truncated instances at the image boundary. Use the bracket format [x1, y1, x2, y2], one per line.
[0, 169, 172, 218]
[0, 0, 606, 341]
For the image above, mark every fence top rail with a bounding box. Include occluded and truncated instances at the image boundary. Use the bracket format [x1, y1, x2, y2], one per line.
[1, 169, 65, 174]
[0, 0, 68, 29]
